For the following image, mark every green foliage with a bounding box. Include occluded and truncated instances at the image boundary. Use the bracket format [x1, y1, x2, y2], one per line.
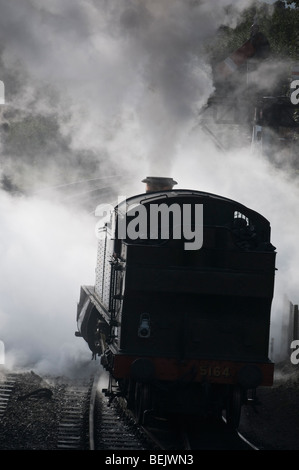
[4, 114, 66, 158]
[265, 2, 299, 58]
[207, 1, 299, 62]
[284, 0, 299, 8]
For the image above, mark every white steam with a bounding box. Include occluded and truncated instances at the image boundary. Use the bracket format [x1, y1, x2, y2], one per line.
[0, 0, 255, 181]
[0, 0, 296, 375]
[0, 191, 97, 376]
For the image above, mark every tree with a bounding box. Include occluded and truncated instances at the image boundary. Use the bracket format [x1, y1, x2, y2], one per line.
[208, 1, 299, 62]
[284, 0, 299, 8]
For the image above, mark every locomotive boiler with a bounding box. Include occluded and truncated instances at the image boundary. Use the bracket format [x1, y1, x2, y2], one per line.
[75, 177, 276, 428]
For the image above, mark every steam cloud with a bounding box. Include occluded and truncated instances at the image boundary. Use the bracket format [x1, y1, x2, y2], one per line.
[0, 0, 297, 375]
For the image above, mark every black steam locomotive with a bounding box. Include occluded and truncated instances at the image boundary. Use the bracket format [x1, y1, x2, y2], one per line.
[76, 178, 276, 428]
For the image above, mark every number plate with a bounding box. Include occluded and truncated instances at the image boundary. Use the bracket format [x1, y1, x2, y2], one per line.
[199, 365, 230, 378]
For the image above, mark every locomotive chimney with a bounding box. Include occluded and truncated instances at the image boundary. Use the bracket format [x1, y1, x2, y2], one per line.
[142, 176, 178, 193]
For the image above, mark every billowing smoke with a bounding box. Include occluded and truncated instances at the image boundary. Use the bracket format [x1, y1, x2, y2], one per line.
[0, 0, 256, 188]
[0, 0, 296, 375]
[0, 190, 99, 376]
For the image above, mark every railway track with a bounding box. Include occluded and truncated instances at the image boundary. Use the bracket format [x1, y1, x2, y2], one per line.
[56, 384, 90, 449]
[135, 414, 257, 451]
[56, 372, 147, 450]
[0, 373, 16, 418]
[89, 374, 260, 451]
[0, 370, 260, 451]
[94, 395, 147, 450]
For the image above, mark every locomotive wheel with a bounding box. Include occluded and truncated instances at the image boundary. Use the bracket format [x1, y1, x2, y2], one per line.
[225, 385, 242, 429]
[134, 382, 152, 425]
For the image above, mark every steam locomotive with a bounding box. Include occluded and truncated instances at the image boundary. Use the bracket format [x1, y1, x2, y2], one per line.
[76, 177, 276, 428]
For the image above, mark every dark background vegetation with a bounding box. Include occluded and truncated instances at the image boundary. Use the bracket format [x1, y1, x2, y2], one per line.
[208, 1, 299, 62]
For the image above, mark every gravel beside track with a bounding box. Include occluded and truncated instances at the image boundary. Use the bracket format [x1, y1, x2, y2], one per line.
[0, 370, 89, 450]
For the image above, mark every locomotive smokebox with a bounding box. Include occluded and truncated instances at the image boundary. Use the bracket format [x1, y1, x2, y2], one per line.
[142, 176, 178, 193]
